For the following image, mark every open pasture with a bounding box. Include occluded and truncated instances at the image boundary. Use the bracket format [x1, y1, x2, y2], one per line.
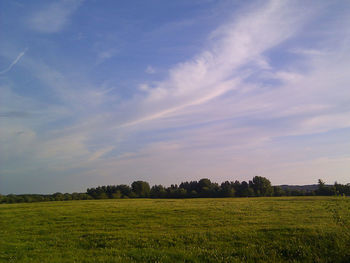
[0, 197, 349, 262]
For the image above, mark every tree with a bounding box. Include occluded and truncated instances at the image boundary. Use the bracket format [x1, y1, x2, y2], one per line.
[220, 181, 235, 197]
[197, 178, 219, 197]
[150, 185, 167, 198]
[53, 192, 64, 201]
[71, 192, 80, 200]
[131, 181, 150, 197]
[174, 188, 187, 198]
[198, 178, 212, 191]
[273, 186, 285, 197]
[116, 185, 132, 197]
[250, 176, 273, 196]
[111, 191, 122, 199]
[63, 193, 72, 201]
[318, 179, 325, 188]
[316, 179, 335, 196]
[189, 190, 197, 198]
[237, 181, 254, 197]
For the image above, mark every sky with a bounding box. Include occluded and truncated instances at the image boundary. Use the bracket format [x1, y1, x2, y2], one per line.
[1, 0, 350, 194]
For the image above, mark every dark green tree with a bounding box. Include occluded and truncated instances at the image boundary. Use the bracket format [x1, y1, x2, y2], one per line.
[131, 181, 150, 197]
[53, 192, 64, 201]
[239, 181, 254, 197]
[316, 179, 335, 196]
[220, 181, 235, 197]
[250, 176, 273, 196]
[150, 185, 167, 198]
[116, 184, 132, 197]
[273, 186, 285, 197]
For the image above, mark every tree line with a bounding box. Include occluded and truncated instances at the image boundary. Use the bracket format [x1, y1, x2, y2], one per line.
[1, 176, 349, 204]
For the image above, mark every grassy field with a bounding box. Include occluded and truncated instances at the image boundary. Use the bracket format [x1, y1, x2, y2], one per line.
[0, 197, 349, 263]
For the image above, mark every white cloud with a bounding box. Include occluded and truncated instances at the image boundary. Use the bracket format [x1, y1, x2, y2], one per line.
[118, 0, 308, 128]
[28, 0, 83, 33]
[2, 0, 350, 193]
[88, 146, 114, 161]
[96, 49, 118, 64]
[145, 66, 156, 74]
[289, 48, 325, 56]
[18, 0, 350, 154]
[0, 49, 27, 74]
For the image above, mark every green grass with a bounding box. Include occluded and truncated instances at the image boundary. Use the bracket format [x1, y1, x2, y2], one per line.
[0, 197, 349, 262]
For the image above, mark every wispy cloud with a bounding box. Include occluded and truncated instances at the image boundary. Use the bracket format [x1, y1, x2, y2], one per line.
[88, 146, 114, 161]
[12, 0, 348, 160]
[28, 0, 83, 33]
[2, 0, 350, 193]
[117, 0, 308, 128]
[0, 49, 27, 74]
[96, 49, 118, 64]
[145, 66, 156, 74]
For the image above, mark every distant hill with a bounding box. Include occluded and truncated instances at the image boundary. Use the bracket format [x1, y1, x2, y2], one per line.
[278, 184, 331, 192]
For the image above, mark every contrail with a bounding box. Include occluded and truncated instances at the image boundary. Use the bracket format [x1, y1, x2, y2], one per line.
[0, 48, 28, 74]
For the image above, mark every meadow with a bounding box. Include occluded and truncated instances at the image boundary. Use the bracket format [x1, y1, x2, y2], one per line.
[0, 197, 349, 263]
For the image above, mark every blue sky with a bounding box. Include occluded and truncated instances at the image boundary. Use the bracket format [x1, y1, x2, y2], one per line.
[1, 0, 350, 194]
